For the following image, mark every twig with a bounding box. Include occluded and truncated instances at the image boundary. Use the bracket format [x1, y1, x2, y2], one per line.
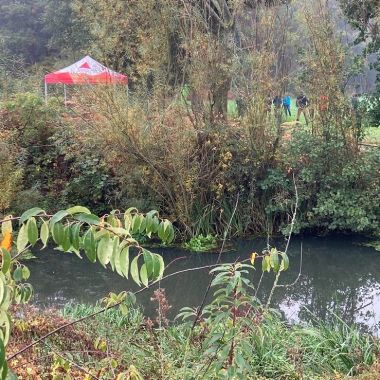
[11, 244, 32, 262]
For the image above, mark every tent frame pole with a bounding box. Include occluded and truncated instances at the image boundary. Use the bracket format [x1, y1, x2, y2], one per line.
[44, 81, 48, 104]
[64, 84, 67, 106]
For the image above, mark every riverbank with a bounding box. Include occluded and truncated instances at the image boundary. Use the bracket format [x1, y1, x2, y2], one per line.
[7, 303, 380, 379]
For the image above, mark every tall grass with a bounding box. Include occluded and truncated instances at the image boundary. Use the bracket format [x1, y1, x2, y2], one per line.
[59, 303, 379, 379]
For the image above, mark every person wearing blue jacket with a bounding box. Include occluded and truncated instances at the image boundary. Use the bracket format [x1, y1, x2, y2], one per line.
[283, 95, 291, 116]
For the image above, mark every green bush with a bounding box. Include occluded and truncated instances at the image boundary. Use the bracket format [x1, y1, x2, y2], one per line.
[1, 92, 121, 214]
[260, 128, 380, 235]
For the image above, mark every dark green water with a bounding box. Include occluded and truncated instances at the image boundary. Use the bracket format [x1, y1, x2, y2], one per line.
[28, 235, 380, 333]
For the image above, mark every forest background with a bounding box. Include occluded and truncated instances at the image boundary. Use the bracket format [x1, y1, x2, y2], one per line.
[0, 0, 379, 241]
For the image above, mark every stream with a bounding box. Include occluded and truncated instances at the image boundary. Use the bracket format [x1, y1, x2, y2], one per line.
[28, 235, 380, 333]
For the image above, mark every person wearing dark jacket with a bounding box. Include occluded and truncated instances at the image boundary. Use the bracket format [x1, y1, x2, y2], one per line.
[296, 94, 310, 124]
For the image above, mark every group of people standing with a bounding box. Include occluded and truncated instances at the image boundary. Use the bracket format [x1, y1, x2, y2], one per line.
[269, 93, 311, 124]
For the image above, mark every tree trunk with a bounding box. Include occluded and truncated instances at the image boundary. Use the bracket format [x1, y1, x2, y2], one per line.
[211, 77, 231, 118]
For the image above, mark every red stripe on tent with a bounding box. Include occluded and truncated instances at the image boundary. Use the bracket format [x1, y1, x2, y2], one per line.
[45, 72, 75, 84]
[45, 72, 128, 85]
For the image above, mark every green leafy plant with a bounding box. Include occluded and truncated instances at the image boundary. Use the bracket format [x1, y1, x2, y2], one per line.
[183, 234, 218, 252]
[0, 205, 174, 377]
[178, 247, 290, 378]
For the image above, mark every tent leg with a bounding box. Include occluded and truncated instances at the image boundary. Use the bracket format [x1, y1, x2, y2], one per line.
[44, 82, 48, 104]
[64, 85, 67, 106]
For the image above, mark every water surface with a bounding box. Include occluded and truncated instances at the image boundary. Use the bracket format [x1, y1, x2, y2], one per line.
[28, 235, 380, 333]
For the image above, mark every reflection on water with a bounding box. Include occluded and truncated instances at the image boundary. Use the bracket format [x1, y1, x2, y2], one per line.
[28, 235, 380, 333]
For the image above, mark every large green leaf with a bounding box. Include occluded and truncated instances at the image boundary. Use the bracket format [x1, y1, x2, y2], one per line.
[49, 210, 69, 228]
[66, 206, 91, 215]
[40, 221, 49, 249]
[0, 275, 5, 306]
[157, 221, 165, 241]
[138, 216, 147, 234]
[114, 245, 123, 277]
[83, 229, 96, 263]
[21, 266, 30, 280]
[125, 207, 138, 215]
[19, 207, 45, 224]
[109, 237, 120, 271]
[52, 223, 64, 246]
[152, 254, 162, 280]
[107, 215, 120, 228]
[130, 255, 140, 286]
[146, 210, 159, 218]
[162, 220, 172, 243]
[166, 225, 175, 244]
[61, 226, 72, 252]
[0, 337, 6, 379]
[97, 236, 113, 267]
[26, 217, 38, 246]
[143, 249, 154, 278]
[0, 250, 11, 275]
[140, 264, 148, 287]
[70, 223, 81, 251]
[12, 267, 23, 283]
[0, 310, 11, 345]
[124, 213, 133, 233]
[270, 249, 280, 273]
[73, 213, 100, 225]
[262, 255, 271, 273]
[280, 252, 289, 271]
[16, 224, 28, 253]
[119, 246, 130, 278]
[151, 217, 159, 234]
[157, 255, 165, 279]
[131, 215, 143, 234]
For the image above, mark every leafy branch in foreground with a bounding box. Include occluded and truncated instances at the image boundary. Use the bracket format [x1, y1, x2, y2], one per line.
[177, 250, 291, 379]
[0, 205, 174, 378]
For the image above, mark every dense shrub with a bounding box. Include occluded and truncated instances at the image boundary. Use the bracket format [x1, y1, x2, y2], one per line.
[262, 128, 380, 234]
[0, 93, 121, 215]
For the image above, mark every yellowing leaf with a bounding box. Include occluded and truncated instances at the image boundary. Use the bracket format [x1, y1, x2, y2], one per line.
[250, 252, 257, 266]
[0, 232, 12, 252]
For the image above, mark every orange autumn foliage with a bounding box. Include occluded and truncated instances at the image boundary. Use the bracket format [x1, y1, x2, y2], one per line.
[1, 232, 13, 251]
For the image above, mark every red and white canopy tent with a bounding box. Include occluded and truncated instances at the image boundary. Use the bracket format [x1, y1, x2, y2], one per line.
[44, 55, 128, 103]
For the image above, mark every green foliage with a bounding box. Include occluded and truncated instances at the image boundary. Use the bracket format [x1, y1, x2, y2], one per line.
[0, 93, 122, 214]
[184, 234, 218, 252]
[0, 205, 174, 377]
[177, 249, 290, 378]
[0, 143, 22, 214]
[260, 128, 380, 235]
[365, 94, 380, 127]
